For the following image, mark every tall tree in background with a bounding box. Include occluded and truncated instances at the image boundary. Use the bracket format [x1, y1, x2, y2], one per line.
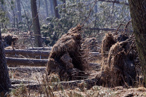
[0, 1, 9, 28]
[128, 0, 146, 85]
[0, 29, 11, 95]
[31, 0, 42, 47]
[94, 1, 98, 13]
[11, 1, 16, 28]
[44, 0, 49, 17]
[14, 0, 19, 28]
[16, 0, 22, 22]
[62, 0, 66, 8]
[53, 0, 60, 18]
[0, 0, 5, 11]
[49, 0, 54, 17]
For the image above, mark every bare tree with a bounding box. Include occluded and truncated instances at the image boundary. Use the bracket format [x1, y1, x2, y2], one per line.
[53, 0, 60, 18]
[16, 0, 22, 22]
[94, 1, 98, 13]
[20, 0, 31, 30]
[49, 0, 54, 16]
[128, 0, 146, 85]
[0, 29, 11, 95]
[62, 0, 66, 8]
[44, 0, 49, 17]
[31, 0, 42, 47]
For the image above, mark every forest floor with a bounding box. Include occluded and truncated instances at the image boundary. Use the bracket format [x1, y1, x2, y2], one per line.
[8, 62, 146, 97]
[5, 30, 146, 96]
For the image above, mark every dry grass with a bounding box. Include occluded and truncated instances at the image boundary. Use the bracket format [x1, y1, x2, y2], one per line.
[9, 67, 146, 97]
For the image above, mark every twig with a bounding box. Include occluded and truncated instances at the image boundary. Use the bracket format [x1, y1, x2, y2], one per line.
[115, 24, 125, 35]
[123, 20, 132, 34]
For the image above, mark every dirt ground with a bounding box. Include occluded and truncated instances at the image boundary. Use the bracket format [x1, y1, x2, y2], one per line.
[9, 64, 146, 97]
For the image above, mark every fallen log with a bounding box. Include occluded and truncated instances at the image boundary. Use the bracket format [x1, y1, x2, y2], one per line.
[11, 79, 36, 84]
[5, 49, 50, 58]
[5, 49, 100, 59]
[86, 27, 133, 32]
[11, 77, 99, 91]
[27, 47, 52, 50]
[6, 57, 48, 66]
[9, 67, 46, 72]
[8, 63, 100, 70]
[6, 57, 100, 67]
[98, 0, 129, 6]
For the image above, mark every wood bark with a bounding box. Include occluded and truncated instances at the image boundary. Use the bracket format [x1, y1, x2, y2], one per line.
[49, 0, 54, 16]
[128, 0, 146, 85]
[13, 0, 18, 28]
[5, 49, 51, 58]
[9, 67, 46, 73]
[6, 57, 99, 67]
[94, 1, 98, 13]
[27, 47, 52, 50]
[31, 0, 42, 47]
[6, 57, 48, 66]
[86, 27, 133, 32]
[98, 0, 129, 5]
[62, 0, 66, 8]
[16, 0, 22, 22]
[20, 1, 30, 30]
[0, 29, 11, 94]
[12, 8, 16, 28]
[53, 0, 60, 18]
[44, 0, 49, 17]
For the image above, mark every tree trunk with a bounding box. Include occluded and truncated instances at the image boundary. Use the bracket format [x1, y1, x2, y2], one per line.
[94, 2, 98, 13]
[0, 2, 5, 11]
[16, 0, 22, 22]
[13, 0, 18, 28]
[49, 0, 54, 17]
[62, 0, 66, 8]
[0, 2, 9, 28]
[20, 1, 31, 30]
[0, 29, 11, 94]
[12, 10, 15, 28]
[53, 0, 60, 18]
[44, 0, 49, 17]
[31, 0, 42, 47]
[128, 0, 146, 85]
